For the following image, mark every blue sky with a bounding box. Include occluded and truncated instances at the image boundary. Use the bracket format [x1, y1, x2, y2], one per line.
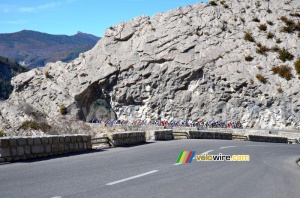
[0, 0, 208, 37]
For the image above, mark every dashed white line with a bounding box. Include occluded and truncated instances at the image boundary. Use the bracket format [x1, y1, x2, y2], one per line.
[106, 170, 159, 186]
[219, 146, 237, 149]
[200, 150, 214, 155]
[246, 145, 270, 147]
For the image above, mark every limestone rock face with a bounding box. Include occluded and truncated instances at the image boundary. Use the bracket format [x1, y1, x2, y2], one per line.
[1, 0, 300, 134]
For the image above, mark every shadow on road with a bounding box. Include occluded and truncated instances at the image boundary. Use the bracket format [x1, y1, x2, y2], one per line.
[1, 149, 107, 165]
[112, 141, 156, 148]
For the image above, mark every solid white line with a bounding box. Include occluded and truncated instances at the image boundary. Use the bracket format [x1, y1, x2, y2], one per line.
[174, 163, 181, 165]
[219, 146, 237, 149]
[245, 145, 270, 147]
[200, 150, 214, 155]
[106, 170, 159, 186]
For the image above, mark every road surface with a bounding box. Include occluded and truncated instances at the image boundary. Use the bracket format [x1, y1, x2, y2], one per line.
[0, 140, 299, 198]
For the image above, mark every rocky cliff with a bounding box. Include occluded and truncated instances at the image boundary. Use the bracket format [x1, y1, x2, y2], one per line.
[1, 0, 300, 135]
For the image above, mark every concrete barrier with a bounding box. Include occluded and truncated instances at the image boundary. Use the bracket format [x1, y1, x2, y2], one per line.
[107, 131, 146, 146]
[0, 135, 92, 162]
[146, 129, 174, 141]
[248, 135, 288, 143]
[189, 131, 232, 140]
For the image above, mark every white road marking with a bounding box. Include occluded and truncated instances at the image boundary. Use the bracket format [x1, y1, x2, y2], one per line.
[51, 197, 62, 198]
[246, 145, 270, 147]
[219, 146, 237, 149]
[174, 163, 181, 165]
[200, 150, 214, 155]
[106, 170, 159, 185]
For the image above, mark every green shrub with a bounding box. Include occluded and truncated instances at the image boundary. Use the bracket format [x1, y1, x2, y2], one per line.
[0, 130, 5, 137]
[258, 24, 267, 31]
[266, 32, 274, 39]
[244, 32, 255, 42]
[209, 1, 217, 6]
[277, 87, 283, 93]
[294, 57, 300, 74]
[240, 17, 245, 23]
[281, 16, 294, 25]
[271, 66, 281, 74]
[276, 38, 282, 43]
[256, 74, 266, 83]
[295, 22, 300, 31]
[245, 55, 254, 62]
[267, 9, 272, 13]
[281, 25, 295, 33]
[220, 1, 229, 8]
[280, 16, 300, 33]
[290, 13, 300, 18]
[257, 66, 263, 70]
[252, 17, 260, 22]
[256, 42, 262, 47]
[271, 45, 280, 52]
[266, 21, 274, 25]
[278, 48, 294, 62]
[298, 32, 300, 38]
[271, 65, 293, 80]
[283, 72, 293, 80]
[256, 44, 269, 55]
[250, 79, 254, 85]
[45, 71, 50, 78]
[60, 105, 68, 115]
[20, 120, 51, 131]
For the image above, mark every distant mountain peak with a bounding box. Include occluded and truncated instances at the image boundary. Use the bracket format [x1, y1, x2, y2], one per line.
[0, 30, 100, 69]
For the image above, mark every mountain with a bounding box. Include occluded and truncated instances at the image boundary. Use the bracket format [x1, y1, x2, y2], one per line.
[1, 0, 300, 135]
[0, 30, 100, 69]
[0, 56, 28, 100]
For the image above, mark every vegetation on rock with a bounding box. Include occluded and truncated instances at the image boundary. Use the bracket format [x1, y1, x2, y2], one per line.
[294, 57, 300, 74]
[60, 105, 68, 115]
[256, 74, 266, 83]
[271, 65, 293, 80]
[278, 48, 294, 62]
[244, 32, 255, 42]
[20, 120, 51, 131]
[245, 55, 254, 61]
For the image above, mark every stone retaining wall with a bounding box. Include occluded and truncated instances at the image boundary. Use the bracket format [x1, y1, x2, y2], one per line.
[172, 127, 197, 132]
[0, 135, 92, 162]
[107, 131, 146, 146]
[202, 128, 300, 139]
[146, 129, 174, 141]
[189, 131, 232, 140]
[248, 135, 288, 143]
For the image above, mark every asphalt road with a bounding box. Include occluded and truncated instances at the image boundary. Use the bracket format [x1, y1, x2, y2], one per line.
[0, 140, 299, 198]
